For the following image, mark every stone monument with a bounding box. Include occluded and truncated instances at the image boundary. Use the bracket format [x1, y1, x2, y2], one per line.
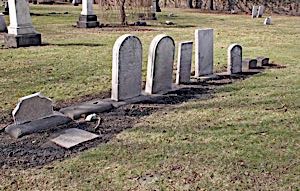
[0, 13, 7, 32]
[227, 44, 242, 74]
[76, 0, 99, 28]
[4, 0, 41, 48]
[176, 41, 193, 84]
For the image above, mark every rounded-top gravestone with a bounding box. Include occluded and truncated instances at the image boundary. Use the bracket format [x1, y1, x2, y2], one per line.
[227, 44, 242, 74]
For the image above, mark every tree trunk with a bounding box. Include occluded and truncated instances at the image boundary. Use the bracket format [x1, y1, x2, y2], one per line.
[195, 0, 202, 9]
[210, 0, 214, 10]
[119, 0, 126, 25]
[156, 0, 161, 12]
[187, 0, 193, 8]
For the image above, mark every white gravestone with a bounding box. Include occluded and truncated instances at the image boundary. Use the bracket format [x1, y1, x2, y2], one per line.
[257, 6, 264, 18]
[4, 0, 41, 47]
[227, 44, 242, 74]
[76, 0, 99, 28]
[252, 6, 259, 18]
[0, 13, 7, 32]
[111, 34, 143, 101]
[176, 41, 193, 84]
[195, 28, 214, 77]
[12, 92, 54, 125]
[264, 17, 272, 25]
[145, 34, 175, 94]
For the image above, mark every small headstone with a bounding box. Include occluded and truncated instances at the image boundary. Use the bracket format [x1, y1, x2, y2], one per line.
[176, 41, 193, 84]
[145, 34, 175, 94]
[51, 128, 99, 149]
[242, 58, 258, 71]
[111, 34, 143, 101]
[257, 6, 264, 18]
[195, 28, 214, 77]
[252, 6, 259, 18]
[227, 44, 242, 74]
[12, 93, 54, 125]
[248, 59, 258, 69]
[264, 17, 272, 25]
[0, 13, 7, 32]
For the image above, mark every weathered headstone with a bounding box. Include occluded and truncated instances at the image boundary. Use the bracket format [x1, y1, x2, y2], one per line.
[264, 17, 272, 25]
[51, 128, 99, 149]
[242, 58, 258, 72]
[257, 57, 270, 66]
[227, 44, 242, 74]
[111, 34, 143, 101]
[0, 13, 7, 32]
[12, 92, 54, 124]
[195, 28, 214, 77]
[252, 6, 259, 18]
[145, 34, 175, 94]
[4, 0, 41, 48]
[257, 6, 264, 18]
[176, 41, 193, 84]
[76, 0, 99, 28]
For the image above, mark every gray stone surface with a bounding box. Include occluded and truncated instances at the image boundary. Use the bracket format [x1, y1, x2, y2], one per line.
[242, 58, 258, 72]
[111, 34, 143, 101]
[264, 17, 272, 25]
[176, 41, 193, 84]
[257, 57, 270, 66]
[5, 115, 72, 138]
[227, 44, 242, 74]
[145, 34, 175, 94]
[12, 93, 54, 125]
[195, 28, 214, 77]
[51, 128, 99, 149]
[257, 6, 264, 18]
[0, 14, 7, 32]
[60, 100, 113, 119]
[4, 33, 41, 48]
[249, 59, 258, 69]
[252, 6, 259, 18]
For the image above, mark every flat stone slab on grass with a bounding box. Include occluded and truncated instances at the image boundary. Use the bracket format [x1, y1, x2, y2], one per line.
[51, 128, 99, 149]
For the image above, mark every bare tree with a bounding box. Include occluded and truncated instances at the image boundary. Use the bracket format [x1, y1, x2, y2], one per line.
[119, 0, 126, 25]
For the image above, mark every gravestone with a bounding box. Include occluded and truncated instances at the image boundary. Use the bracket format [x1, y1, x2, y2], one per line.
[0, 13, 7, 32]
[111, 34, 143, 101]
[242, 58, 258, 72]
[176, 41, 193, 84]
[257, 57, 269, 66]
[76, 0, 99, 28]
[264, 17, 272, 25]
[252, 6, 259, 18]
[145, 34, 175, 94]
[12, 92, 54, 125]
[227, 44, 242, 74]
[195, 28, 214, 77]
[4, 0, 41, 48]
[257, 6, 264, 18]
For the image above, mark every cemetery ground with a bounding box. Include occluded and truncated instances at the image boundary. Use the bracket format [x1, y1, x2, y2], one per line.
[0, 4, 299, 190]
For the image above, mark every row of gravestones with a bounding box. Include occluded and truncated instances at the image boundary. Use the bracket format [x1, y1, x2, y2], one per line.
[111, 29, 244, 101]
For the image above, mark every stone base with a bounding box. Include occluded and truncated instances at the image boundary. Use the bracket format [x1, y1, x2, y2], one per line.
[76, 15, 99, 28]
[4, 33, 42, 48]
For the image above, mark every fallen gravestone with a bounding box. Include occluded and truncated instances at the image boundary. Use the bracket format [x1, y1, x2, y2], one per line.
[111, 34, 143, 101]
[228, 44, 242, 74]
[51, 128, 99, 149]
[176, 41, 193, 84]
[145, 34, 175, 94]
[4, 0, 41, 48]
[76, 0, 99, 28]
[0, 13, 7, 32]
[195, 28, 214, 77]
[5, 93, 71, 138]
[252, 6, 259, 18]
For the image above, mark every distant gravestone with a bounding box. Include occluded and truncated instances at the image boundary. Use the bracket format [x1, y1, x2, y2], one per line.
[111, 34, 143, 101]
[252, 6, 259, 18]
[195, 28, 214, 77]
[0, 13, 7, 32]
[264, 17, 272, 25]
[12, 92, 54, 125]
[257, 57, 270, 66]
[242, 58, 258, 72]
[76, 0, 99, 28]
[176, 41, 193, 84]
[257, 6, 264, 18]
[4, 0, 41, 48]
[145, 34, 175, 94]
[228, 44, 242, 74]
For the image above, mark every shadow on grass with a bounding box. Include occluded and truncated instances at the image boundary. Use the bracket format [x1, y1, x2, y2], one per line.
[0, 64, 284, 170]
[44, 42, 106, 47]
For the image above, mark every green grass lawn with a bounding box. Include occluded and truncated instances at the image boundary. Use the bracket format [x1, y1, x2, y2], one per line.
[0, 5, 299, 190]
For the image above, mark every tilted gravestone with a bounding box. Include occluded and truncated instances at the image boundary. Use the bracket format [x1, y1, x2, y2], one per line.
[4, 0, 41, 48]
[145, 34, 175, 94]
[195, 28, 214, 77]
[257, 6, 264, 18]
[12, 92, 54, 125]
[176, 41, 193, 84]
[227, 44, 242, 74]
[252, 6, 259, 18]
[0, 13, 7, 32]
[111, 34, 143, 101]
[77, 0, 99, 28]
